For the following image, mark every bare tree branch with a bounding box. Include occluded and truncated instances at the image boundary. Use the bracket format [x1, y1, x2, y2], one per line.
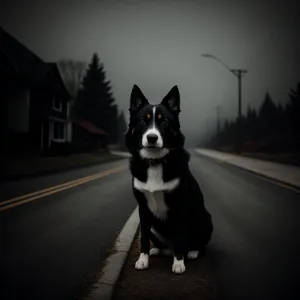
[58, 59, 87, 98]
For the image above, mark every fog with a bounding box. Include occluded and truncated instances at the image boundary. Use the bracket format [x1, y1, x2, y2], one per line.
[1, 0, 299, 146]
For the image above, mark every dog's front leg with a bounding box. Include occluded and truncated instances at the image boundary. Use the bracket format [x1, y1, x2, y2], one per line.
[135, 203, 152, 270]
[172, 211, 187, 274]
[172, 236, 186, 274]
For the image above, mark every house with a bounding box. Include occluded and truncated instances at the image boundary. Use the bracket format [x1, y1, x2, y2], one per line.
[72, 120, 109, 152]
[1, 27, 72, 156]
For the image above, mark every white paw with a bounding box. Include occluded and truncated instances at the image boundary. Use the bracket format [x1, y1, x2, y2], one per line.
[135, 253, 149, 270]
[187, 250, 200, 260]
[172, 257, 186, 274]
[149, 248, 160, 256]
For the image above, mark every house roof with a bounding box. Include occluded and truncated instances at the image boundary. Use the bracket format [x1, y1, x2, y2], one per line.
[75, 120, 108, 135]
[43, 62, 71, 98]
[1, 27, 71, 98]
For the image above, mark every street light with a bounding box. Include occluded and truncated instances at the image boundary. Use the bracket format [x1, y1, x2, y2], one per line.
[202, 53, 248, 153]
[201, 53, 233, 73]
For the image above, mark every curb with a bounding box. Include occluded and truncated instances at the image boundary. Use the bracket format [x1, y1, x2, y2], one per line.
[194, 149, 300, 192]
[84, 206, 140, 300]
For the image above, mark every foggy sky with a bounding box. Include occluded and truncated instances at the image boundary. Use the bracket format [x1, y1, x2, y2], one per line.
[1, 0, 299, 145]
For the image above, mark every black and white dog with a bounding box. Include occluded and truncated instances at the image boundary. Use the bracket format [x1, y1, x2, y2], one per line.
[125, 85, 213, 274]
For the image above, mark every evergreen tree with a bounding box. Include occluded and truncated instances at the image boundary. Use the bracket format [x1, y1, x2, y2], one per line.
[75, 53, 119, 143]
[117, 111, 128, 150]
[258, 92, 280, 144]
[244, 105, 258, 143]
[210, 82, 300, 154]
[285, 81, 300, 150]
[286, 82, 300, 134]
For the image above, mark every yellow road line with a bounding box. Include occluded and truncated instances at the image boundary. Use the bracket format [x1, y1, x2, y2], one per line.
[0, 165, 127, 212]
[0, 174, 98, 207]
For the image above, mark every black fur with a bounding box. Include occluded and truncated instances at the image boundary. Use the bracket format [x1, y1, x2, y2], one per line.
[125, 85, 213, 265]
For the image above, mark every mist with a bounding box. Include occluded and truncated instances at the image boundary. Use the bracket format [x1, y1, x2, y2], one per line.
[1, 0, 299, 146]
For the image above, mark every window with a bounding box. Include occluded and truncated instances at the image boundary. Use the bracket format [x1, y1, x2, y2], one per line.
[53, 96, 62, 111]
[52, 121, 65, 141]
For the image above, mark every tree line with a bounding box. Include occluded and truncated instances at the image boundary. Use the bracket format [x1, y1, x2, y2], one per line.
[207, 82, 300, 154]
[59, 53, 127, 148]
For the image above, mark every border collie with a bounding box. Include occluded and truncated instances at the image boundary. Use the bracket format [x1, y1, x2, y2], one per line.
[125, 85, 213, 274]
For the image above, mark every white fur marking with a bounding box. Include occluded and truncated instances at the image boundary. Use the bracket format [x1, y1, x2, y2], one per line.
[149, 248, 160, 256]
[140, 147, 169, 159]
[145, 190, 168, 220]
[134, 164, 180, 193]
[172, 257, 186, 274]
[142, 107, 163, 148]
[135, 253, 149, 270]
[187, 250, 200, 260]
[134, 164, 180, 220]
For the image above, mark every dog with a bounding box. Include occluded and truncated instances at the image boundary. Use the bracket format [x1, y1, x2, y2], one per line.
[125, 85, 213, 274]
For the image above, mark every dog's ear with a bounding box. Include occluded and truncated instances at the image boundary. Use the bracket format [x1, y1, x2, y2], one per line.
[129, 85, 149, 112]
[161, 85, 180, 114]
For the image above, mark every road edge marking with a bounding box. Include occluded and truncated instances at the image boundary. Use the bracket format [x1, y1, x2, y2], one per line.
[84, 206, 140, 300]
[194, 150, 300, 193]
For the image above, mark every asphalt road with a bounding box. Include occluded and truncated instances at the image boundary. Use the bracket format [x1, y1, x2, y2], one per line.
[1, 152, 300, 300]
[192, 153, 300, 300]
[0, 158, 136, 300]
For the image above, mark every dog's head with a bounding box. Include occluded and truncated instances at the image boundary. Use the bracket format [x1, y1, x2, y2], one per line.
[125, 85, 185, 159]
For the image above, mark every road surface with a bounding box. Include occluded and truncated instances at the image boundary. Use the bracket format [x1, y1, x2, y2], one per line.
[0, 158, 135, 300]
[1, 153, 300, 300]
[193, 153, 300, 300]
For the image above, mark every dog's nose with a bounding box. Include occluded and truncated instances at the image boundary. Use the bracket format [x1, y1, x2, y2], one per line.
[147, 134, 158, 144]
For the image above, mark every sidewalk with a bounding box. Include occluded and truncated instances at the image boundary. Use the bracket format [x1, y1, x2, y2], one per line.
[195, 148, 300, 190]
[111, 232, 217, 300]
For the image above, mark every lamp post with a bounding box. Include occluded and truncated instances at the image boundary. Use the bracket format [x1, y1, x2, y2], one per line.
[202, 53, 248, 153]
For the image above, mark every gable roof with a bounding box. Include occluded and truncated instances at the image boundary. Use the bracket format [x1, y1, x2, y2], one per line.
[1, 27, 70, 98]
[1, 27, 46, 85]
[43, 62, 71, 98]
[74, 120, 108, 135]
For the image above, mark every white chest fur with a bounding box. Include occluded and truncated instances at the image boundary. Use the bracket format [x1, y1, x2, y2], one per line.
[133, 164, 180, 221]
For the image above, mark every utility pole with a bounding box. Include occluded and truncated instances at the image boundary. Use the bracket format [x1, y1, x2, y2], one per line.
[232, 69, 247, 153]
[201, 54, 248, 153]
[232, 69, 248, 121]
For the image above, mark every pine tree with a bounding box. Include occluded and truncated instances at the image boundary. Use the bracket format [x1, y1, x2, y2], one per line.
[117, 111, 128, 150]
[244, 105, 258, 144]
[286, 82, 300, 136]
[75, 53, 119, 143]
[258, 92, 280, 144]
[285, 82, 300, 150]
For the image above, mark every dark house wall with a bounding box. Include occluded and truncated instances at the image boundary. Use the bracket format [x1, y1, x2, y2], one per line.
[1, 28, 71, 156]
